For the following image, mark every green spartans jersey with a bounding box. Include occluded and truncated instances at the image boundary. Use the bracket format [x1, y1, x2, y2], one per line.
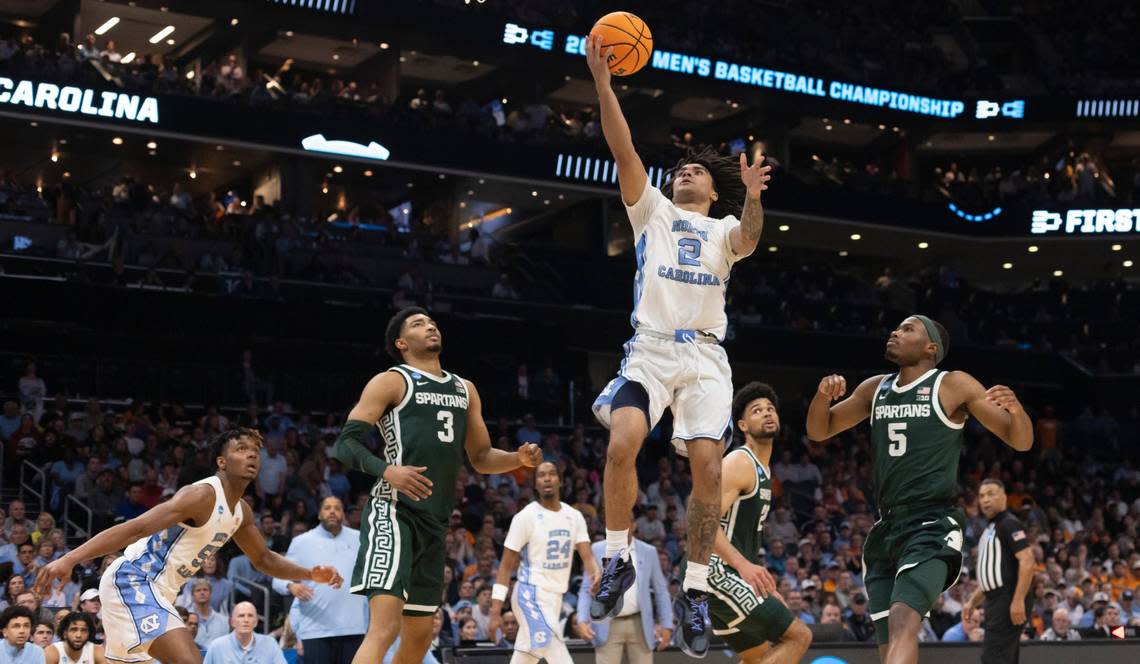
[374, 364, 469, 524]
[869, 369, 964, 511]
[715, 446, 772, 570]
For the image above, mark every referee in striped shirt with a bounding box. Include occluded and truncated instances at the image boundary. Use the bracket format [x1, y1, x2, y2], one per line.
[963, 479, 1035, 663]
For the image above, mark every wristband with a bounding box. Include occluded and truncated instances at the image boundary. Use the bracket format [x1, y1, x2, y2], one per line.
[492, 583, 508, 602]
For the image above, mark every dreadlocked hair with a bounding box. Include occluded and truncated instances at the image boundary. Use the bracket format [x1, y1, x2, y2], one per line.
[661, 145, 746, 219]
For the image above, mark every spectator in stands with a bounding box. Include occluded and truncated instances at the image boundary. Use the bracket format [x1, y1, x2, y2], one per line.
[203, 601, 285, 664]
[48, 451, 84, 508]
[515, 414, 540, 446]
[113, 483, 147, 522]
[7, 416, 40, 470]
[257, 436, 288, 501]
[942, 605, 982, 641]
[634, 505, 666, 543]
[31, 620, 53, 648]
[0, 402, 22, 440]
[786, 590, 815, 625]
[844, 594, 874, 642]
[17, 362, 46, 424]
[188, 579, 229, 649]
[272, 496, 366, 664]
[1, 576, 26, 611]
[491, 273, 520, 300]
[497, 609, 518, 647]
[1040, 606, 1080, 640]
[471, 584, 495, 640]
[14, 543, 37, 586]
[820, 602, 857, 641]
[0, 605, 42, 664]
[15, 592, 53, 625]
[457, 617, 479, 645]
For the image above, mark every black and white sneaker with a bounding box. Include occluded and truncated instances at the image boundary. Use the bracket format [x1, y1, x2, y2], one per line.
[676, 588, 712, 658]
[589, 554, 637, 620]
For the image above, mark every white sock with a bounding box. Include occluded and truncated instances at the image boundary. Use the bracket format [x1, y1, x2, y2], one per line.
[605, 529, 629, 559]
[683, 561, 709, 592]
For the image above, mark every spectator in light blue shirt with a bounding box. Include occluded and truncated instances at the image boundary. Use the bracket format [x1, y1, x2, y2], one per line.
[1, 605, 44, 664]
[203, 601, 286, 664]
[273, 496, 368, 664]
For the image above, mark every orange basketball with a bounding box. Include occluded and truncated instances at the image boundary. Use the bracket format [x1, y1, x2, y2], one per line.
[590, 12, 653, 76]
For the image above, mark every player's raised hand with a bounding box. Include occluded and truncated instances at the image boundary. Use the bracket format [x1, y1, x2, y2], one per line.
[34, 558, 73, 597]
[383, 464, 433, 501]
[985, 385, 1023, 415]
[585, 34, 613, 88]
[738, 561, 777, 598]
[817, 374, 847, 401]
[518, 443, 543, 468]
[739, 152, 772, 199]
[310, 565, 343, 589]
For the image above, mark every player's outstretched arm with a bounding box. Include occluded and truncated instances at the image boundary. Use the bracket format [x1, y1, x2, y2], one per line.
[942, 371, 1033, 451]
[586, 34, 647, 206]
[34, 483, 214, 595]
[463, 380, 543, 474]
[232, 500, 342, 588]
[805, 374, 882, 442]
[728, 153, 772, 258]
[711, 453, 775, 597]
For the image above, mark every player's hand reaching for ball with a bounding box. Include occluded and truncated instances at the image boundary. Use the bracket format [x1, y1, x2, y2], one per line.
[384, 464, 433, 501]
[310, 565, 343, 589]
[585, 34, 612, 88]
[985, 385, 1023, 415]
[739, 152, 772, 199]
[34, 558, 74, 597]
[518, 443, 543, 468]
[817, 374, 847, 401]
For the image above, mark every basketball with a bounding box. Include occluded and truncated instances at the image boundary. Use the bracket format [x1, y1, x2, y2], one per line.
[590, 12, 653, 76]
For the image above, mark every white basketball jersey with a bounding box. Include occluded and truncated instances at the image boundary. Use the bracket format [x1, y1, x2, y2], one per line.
[504, 502, 589, 595]
[122, 475, 244, 601]
[626, 180, 744, 341]
[51, 641, 96, 664]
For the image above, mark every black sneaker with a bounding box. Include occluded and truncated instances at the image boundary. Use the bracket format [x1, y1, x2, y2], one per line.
[676, 588, 711, 658]
[589, 554, 637, 620]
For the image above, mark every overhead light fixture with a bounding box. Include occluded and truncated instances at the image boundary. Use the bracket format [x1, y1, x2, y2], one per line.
[825, 124, 833, 131]
[94, 17, 120, 36]
[321, 182, 329, 194]
[472, 60, 480, 66]
[918, 242, 929, 249]
[1027, 245, 1039, 253]
[1125, 260, 1134, 268]
[1111, 244, 1122, 251]
[166, 38, 175, 45]
[363, 170, 373, 177]
[189, 168, 197, 179]
[1053, 270, 1063, 277]
[767, 246, 778, 252]
[149, 26, 176, 44]
[531, 190, 538, 197]
[379, 42, 390, 50]
[285, 31, 294, 37]
[878, 124, 886, 130]
[146, 141, 157, 149]
[232, 160, 241, 166]
[838, 250, 849, 257]
[121, 52, 136, 64]
[50, 150, 59, 163]
[332, 53, 340, 61]
[850, 233, 861, 241]
[185, 70, 195, 80]
[111, 136, 124, 145]
[1002, 262, 1013, 269]
[230, 18, 239, 26]
[501, 98, 508, 104]
[843, 118, 851, 124]
[333, 165, 343, 173]
[778, 225, 789, 232]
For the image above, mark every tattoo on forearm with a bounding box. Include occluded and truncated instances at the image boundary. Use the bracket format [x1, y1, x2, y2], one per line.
[740, 195, 764, 244]
[687, 499, 720, 563]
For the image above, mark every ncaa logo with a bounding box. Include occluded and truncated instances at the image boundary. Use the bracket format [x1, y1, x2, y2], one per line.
[534, 631, 547, 645]
[140, 613, 162, 634]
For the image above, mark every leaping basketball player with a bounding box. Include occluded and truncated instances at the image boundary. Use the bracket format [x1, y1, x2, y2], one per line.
[584, 33, 773, 658]
[35, 428, 342, 664]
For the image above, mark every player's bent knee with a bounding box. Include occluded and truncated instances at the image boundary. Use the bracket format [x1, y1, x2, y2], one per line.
[784, 619, 813, 649]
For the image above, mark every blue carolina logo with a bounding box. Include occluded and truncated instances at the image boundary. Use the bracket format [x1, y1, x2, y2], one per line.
[217, 506, 224, 514]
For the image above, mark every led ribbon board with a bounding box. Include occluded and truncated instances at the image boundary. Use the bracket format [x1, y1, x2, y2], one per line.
[0, 77, 159, 124]
[1031, 208, 1140, 235]
[503, 22, 1026, 120]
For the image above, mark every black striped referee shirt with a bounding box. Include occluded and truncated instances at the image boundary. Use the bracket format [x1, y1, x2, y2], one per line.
[976, 509, 1029, 594]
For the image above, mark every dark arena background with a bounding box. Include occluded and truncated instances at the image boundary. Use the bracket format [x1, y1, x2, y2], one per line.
[0, 1, 1138, 663]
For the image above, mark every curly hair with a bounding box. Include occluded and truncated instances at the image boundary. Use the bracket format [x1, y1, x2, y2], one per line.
[661, 145, 746, 219]
[731, 381, 780, 426]
[211, 427, 264, 462]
